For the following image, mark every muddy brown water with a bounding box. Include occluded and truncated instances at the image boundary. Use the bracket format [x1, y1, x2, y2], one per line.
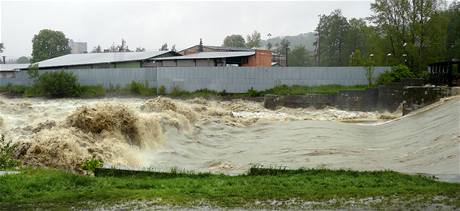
[0, 95, 458, 181]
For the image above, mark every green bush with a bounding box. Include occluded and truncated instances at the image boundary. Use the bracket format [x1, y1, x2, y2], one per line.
[23, 84, 42, 97]
[247, 87, 262, 97]
[0, 84, 29, 96]
[105, 84, 129, 96]
[187, 89, 219, 97]
[170, 85, 187, 97]
[81, 158, 104, 173]
[158, 86, 166, 95]
[128, 81, 156, 96]
[219, 89, 228, 96]
[80, 85, 106, 98]
[262, 84, 369, 95]
[377, 65, 415, 85]
[37, 71, 81, 98]
[0, 135, 21, 170]
[129, 81, 144, 95]
[266, 85, 291, 95]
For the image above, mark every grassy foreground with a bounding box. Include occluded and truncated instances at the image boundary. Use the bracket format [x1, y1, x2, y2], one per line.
[0, 168, 459, 209]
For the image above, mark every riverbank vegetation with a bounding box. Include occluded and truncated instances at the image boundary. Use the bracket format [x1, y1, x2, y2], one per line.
[0, 135, 21, 170]
[0, 167, 459, 209]
[0, 82, 371, 99]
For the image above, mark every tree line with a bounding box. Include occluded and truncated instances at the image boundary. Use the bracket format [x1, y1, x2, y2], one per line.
[314, 0, 459, 73]
[222, 0, 459, 71]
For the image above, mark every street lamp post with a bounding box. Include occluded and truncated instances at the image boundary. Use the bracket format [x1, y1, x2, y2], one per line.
[386, 53, 392, 66]
[402, 42, 407, 65]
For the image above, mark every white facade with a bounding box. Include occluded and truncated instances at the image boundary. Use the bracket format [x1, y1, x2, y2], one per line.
[69, 39, 88, 54]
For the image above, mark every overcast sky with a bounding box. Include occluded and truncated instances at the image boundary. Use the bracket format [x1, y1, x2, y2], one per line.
[1, 0, 374, 58]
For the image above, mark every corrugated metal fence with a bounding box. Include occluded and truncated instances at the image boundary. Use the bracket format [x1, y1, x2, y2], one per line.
[1, 66, 389, 93]
[0, 68, 157, 88]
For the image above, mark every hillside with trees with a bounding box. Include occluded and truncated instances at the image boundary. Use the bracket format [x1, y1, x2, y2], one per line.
[260, 32, 316, 52]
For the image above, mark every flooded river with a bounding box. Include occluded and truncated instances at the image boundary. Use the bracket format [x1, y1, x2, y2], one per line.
[0, 95, 458, 181]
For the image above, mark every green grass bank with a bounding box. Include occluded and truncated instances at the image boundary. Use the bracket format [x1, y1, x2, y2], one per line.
[0, 168, 459, 209]
[0, 83, 370, 99]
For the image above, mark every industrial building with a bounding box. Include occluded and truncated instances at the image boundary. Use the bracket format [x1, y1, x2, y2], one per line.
[31, 51, 180, 69]
[0, 63, 30, 78]
[3, 42, 273, 71]
[154, 50, 272, 67]
[160, 41, 273, 67]
[178, 45, 254, 55]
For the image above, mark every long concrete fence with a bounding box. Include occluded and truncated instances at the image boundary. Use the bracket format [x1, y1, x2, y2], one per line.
[1, 66, 389, 93]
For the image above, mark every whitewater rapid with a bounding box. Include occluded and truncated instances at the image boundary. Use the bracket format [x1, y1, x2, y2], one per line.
[0, 95, 458, 181]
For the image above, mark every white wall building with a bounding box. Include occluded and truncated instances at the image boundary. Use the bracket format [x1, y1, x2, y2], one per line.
[69, 39, 88, 54]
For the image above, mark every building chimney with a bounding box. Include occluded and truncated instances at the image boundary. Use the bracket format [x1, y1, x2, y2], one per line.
[198, 38, 203, 52]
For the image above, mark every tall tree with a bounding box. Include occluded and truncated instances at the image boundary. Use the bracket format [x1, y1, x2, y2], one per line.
[370, 0, 443, 73]
[314, 15, 323, 65]
[16, 56, 30, 64]
[118, 39, 129, 52]
[288, 45, 311, 66]
[0, 43, 4, 53]
[314, 10, 350, 66]
[345, 18, 388, 66]
[223, 35, 246, 48]
[277, 38, 290, 55]
[246, 31, 262, 48]
[421, 7, 450, 63]
[276, 38, 291, 66]
[135, 47, 146, 52]
[446, 1, 460, 60]
[104, 39, 131, 52]
[349, 49, 365, 66]
[266, 42, 273, 50]
[159, 43, 168, 51]
[345, 18, 367, 55]
[108, 43, 118, 52]
[31, 29, 71, 62]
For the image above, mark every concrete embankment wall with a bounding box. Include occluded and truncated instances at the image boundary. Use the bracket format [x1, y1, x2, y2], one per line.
[264, 81, 456, 113]
[402, 86, 452, 114]
[1, 66, 389, 93]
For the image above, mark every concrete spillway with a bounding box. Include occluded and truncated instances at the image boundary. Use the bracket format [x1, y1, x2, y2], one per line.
[155, 97, 460, 182]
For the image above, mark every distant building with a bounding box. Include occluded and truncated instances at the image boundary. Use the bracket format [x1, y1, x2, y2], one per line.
[272, 53, 287, 67]
[154, 50, 272, 67]
[69, 40, 88, 54]
[30, 51, 179, 69]
[179, 45, 254, 55]
[0, 63, 30, 78]
[163, 42, 272, 67]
